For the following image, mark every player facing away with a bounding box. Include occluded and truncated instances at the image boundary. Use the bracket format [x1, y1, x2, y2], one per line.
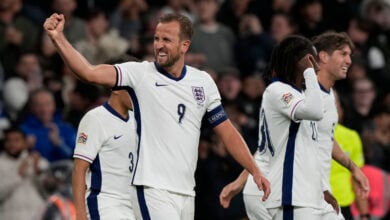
[72, 55, 139, 220]
[44, 13, 270, 220]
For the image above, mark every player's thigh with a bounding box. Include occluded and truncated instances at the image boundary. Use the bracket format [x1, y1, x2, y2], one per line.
[98, 206, 136, 220]
[268, 206, 322, 220]
[180, 194, 194, 220]
[88, 197, 136, 220]
[129, 185, 194, 220]
[243, 194, 272, 220]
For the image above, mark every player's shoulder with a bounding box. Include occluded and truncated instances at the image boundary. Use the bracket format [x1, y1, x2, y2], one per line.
[80, 105, 106, 121]
[185, 65, 214, 81]
[116, 60, 154, 70]
[265, 81, 301, 97]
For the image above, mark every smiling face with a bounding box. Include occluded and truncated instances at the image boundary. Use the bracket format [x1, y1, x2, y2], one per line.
[153, 21, 190, 69]
[321, 44, 352, 81]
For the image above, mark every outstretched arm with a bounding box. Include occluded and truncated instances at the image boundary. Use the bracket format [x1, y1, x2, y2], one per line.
[43, 13, 116, 87]
[332, 141, 369, 199]
[214, 120, 270, 201]
[219, 169, 249, 208]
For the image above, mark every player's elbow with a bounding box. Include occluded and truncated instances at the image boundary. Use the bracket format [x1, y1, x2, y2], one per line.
[309, 110, 324, 121]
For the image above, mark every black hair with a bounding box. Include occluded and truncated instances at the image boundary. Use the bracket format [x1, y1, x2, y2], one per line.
[270, 35, 316, 84]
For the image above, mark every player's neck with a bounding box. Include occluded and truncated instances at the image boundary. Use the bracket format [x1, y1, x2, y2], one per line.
[107, 99, 129, 119]
[317, 71, 334, 90]
[163, 60, 185, 78]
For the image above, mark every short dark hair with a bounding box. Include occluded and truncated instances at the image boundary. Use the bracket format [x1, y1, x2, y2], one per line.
[4, 126, 26, 138]
[312, 31, 355, 55]
[270, 35, 316, 84]
[159, 13, 193, 40]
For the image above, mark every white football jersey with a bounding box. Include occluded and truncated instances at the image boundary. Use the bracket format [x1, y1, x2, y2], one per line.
[258, 80, 323, 209]
[311, 85, 338, 191]
[115, 61, 225, 196]
[73, 103, 137, 217]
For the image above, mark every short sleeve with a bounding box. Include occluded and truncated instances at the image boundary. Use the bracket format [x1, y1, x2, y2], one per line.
[73, 112, 106, 163]
[114, 61, 148, 88]
[267, 84, 304, 122]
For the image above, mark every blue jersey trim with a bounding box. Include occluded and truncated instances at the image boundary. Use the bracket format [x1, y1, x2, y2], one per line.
[127, 87, 141, 184]
[206, 105, 228, 128]
[283, 205, 294, 220]
[103, 102, 129, 122]
[154, 62, 187, 81]
[87, 155, 102, 220]
[136, 186, 151, 220]
[319, 82, 330, 94]
[282, 121, 300, 205]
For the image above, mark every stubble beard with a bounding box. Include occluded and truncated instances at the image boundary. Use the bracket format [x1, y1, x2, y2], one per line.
[156, 50, 181, 68]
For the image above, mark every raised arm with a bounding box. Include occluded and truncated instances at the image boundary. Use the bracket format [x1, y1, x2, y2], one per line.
[213, 120, 270, 201]
[43, 13, 116, 87]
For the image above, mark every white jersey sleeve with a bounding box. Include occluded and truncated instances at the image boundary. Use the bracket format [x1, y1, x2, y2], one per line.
[73, 110, 107, 163]
[293, 68, 323, 121]
[114, 61, 148, 88]
[266, 82, 305, 122]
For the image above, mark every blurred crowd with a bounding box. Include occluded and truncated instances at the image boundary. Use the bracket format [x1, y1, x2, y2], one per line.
[0, 0, 390, 219]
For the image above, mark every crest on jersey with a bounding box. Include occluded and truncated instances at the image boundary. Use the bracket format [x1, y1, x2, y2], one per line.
[192, 86, 205, 104]
[282, 92, 293, 105]
[77, 132, 88, 144]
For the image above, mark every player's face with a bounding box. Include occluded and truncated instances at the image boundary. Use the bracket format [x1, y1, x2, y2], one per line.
[326, 45, 352, 81]
[154, 21, 187, 68]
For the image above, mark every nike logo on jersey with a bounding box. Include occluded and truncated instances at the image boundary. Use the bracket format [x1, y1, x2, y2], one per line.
[114, 135, 123, 140]
[155, 82, 168, 87]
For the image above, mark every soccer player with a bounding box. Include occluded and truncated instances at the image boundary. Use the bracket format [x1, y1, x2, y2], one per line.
[220, 32, 370, 220]
[312, 32, 369, 219]
[72, 55, 138, 220]
[221, 35, 324, 219]
[44, 13, 270, 220]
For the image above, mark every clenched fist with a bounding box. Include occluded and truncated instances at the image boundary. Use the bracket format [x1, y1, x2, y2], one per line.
[43, 13, 65, 40]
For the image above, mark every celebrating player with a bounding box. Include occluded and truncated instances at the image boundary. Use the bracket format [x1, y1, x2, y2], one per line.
[44, 12, 270, 220]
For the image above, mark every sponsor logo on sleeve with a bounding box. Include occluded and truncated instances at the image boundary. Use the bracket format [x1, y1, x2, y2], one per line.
[77, 132, 88, 144]
[282, 92, 294, 105]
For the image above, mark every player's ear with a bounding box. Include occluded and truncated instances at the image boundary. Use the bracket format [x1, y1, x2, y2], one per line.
[318, 51, 328, 63]
[181, 40, 191, 53]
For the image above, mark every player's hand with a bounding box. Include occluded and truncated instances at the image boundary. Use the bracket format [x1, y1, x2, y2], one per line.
[43, 13, 65, 40]
[253, 173, 270, 201]
[297, 54, 318, 74]
[351, 166, 370, 199]
[324, 190, 340, 214]
[219, 178, 245, 208]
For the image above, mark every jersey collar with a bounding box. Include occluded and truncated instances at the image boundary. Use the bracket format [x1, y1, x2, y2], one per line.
[103, 102, 129, 122]
[154, 62, 187, 81]
[319, 82, 330, 94]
